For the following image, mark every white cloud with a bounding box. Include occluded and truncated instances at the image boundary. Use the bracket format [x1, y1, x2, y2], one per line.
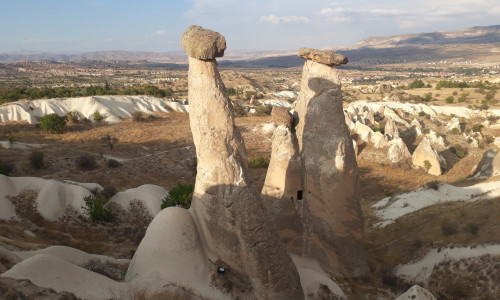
[260, 14, 310, 25]
[369, 9, 409, 16]
[104, 37, 114, 42]
[151, 30, 167, 36]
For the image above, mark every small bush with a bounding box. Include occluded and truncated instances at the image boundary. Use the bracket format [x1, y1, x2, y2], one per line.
[425, 181, 440, 190]
[450, 128, 460, 135]
[40, 113, 67, 134]
[161, 183, 194, 209]
[132, 111, 145, 122]
[450, 145, 467, 159]
[0, 162, 13, 175]
[93, 111, 105, 122]
[254, 105, 272, 116]
[471, 123, 483, 133]
[445, 96, 454, 103]
[423, 160, 432, 170]
[441, 220, 458, 236]
[75, 154, 97, 170]
[458, 94, 467, 102]
[82, 194, 113, 222]
[107, 159, 122, 168]
[423, 93, 432, 102]
[65, 111, 80, 123]
[383, 189, 394, 196]
[248, 154, 270, 168]
[418, 111, 426, 117]
[29, 151, 44, 169]
[233, 103, 247, 117]
[464, 222, 479, 235]
[100, 186, 117, 199]
[371, 124, 385, 133]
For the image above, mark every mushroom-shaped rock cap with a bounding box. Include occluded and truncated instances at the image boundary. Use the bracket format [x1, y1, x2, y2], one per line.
[272, 106, 293, 127]
[181, 25, 226, 60]
[298, 47, 348, 66]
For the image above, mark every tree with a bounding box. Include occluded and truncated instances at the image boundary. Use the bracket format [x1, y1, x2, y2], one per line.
[40, 114, 67, 134]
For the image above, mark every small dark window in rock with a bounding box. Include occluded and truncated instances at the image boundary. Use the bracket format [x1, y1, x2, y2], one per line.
[297, 190, 303, 200]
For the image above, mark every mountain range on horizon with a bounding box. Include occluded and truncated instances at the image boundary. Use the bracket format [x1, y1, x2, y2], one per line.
[1, 24, 499, 66]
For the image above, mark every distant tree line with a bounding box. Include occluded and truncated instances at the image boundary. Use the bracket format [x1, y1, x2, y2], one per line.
[0, 84, 174, 104]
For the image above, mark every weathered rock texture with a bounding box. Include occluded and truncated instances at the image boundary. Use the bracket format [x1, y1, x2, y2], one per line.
[184, 28, 303, 299]
[298, 47, 348, 66]
[384, 117, 399, 139]
[412, 138, 442, 176]
[493, 151, 500, 176]
[264, 51, 368, 278]
[388, 138, 411, 163]
[181, 25, 226, 60]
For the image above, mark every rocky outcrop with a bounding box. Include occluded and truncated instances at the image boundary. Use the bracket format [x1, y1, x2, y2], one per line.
[297, 47, 348, 66]
[388, 138, 411, 163]
[182, 26, 304, 299]
[394, 285, 437, 300]
[446, 117, 461, 132]
[262, 110, 303, 249]
[278, 50, 368, 277]
[412, 138, 442, 176]
[493, 151, 500, 176]
[354, 121, 373, 142]
[384, 117, 399, 139]
[180, 25, 226, 60]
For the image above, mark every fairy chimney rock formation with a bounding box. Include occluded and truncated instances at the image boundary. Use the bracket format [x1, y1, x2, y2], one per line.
[289, 48, 368, 277]
[298, 47, 348, 66]
[181, 25, 226, 60]
[412, 137, 442, 176]
[182, 26, 304, 299]
[385, 117, 399, 139]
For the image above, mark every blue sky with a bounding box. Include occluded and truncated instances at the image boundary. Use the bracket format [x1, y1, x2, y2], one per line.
[1, 0, 499, 53]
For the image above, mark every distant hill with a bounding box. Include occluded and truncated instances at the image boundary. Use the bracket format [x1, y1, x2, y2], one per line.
[348, 25, 500, 48]
[1, 25, 499, 67]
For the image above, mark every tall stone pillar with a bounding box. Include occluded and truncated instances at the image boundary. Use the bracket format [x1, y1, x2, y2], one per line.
[182, 25, 304, 299]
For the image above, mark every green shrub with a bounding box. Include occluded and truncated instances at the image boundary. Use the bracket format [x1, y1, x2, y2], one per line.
[371, 124, 385, 133]
[40, 113, 67, 134]
[0, 162, 13, 175]
[93, 111, 105, 122]
[82, 194, 113, 222]
[107, 159, 122, 168]
[65, 111, 80, 123]
[160, 183, 194, 209]
[423, 160, 432, 170]
[132, 111, 145, 122]
[233, 103, 247, 117]
[471, 124, 483, 133]
[457, 93, 467, 102]
[464, 222, 479, 235]
[450, 145, 467, 159]
[450, 128, 460, 135]
[254, 105, 272, 116]
[248, 154, 270, 168]
[423, 93, 432, 102]
[75, 154, 96, 170]
[29, 151, 44, 169]
[418, 111, 426, 117]
[408, 79, 426, 89]
[445, 96, 454, 103]
[226, 87, 236, 96]
[441, 219, 458, 236]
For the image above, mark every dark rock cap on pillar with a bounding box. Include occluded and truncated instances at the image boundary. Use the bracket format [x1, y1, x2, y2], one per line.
[298, 47, 348, 66]
[181, 25, 226, 60]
